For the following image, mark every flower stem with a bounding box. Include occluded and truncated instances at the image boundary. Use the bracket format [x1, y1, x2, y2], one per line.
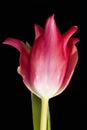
[47, 105, 51, 130]
[40, 97, 48, 130]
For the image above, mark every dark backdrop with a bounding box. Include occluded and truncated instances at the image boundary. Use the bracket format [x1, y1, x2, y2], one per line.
[0, 1, 86, 130]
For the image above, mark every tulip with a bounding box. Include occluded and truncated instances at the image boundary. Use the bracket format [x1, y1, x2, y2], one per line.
[2, 14, 79, 130]
[2, 14, 79, 99]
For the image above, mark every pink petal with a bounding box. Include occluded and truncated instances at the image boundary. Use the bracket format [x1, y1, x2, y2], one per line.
[63, 26, 78, 49]
[18, 49, 29, 78]
[2, 37, 31, 83]
[2, 37, 33, 92]
[3, 37, 27, 52]
[17, 66, 40, 97]
[28, 15, 69, 98]
[64, 37, 79, 58]
[34, 24, 44, 40]
[67, 37, 79, 52]
[55, 45, 78, 96]
[45, 14, 61, 43]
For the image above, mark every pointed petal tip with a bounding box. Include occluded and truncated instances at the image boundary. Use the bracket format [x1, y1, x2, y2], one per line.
[63, 25, 79, 45]
[34, 23, 44, 40]
[45, 14, 55, 26]
[46, 14, 55, 23]
[72, 25, 79, 31]
[71, 37, 80, 45]
[50, 14, 55, 19]
[75, 38, 80, 44]
[2, 37, 11, 44]
[73, 25, 78, 29]
[34, 23, 38, 29]
[34, 23, 42, 31]
[2, 37, 21, 45]
[71, 25, 78, 33]
[2, 37, 25, 52]
[45, 14, 57, 32]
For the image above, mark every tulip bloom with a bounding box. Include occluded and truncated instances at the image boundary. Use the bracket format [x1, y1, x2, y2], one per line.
[2, 15, 79, 99]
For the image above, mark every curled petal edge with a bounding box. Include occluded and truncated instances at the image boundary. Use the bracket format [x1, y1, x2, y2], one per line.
[2, 37, 31, 53]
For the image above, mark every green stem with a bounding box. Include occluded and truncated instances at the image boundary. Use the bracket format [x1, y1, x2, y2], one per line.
[40, 97, 48, 130]
[47, 105, 51, 130]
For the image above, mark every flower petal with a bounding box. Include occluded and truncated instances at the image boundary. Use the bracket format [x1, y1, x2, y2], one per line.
[3, 37, 28, 52]
[2, 37, 34, 92]
[63, 26, 78, 49]
[67, 37, 79, 53]
[34, 24, 44, 40]
[28, 15, 69, 98]
[54, 45, 78, 96]
[17, 66, 40, 97]
[64, 37, 79, 58]
[45, 14, 61, 43]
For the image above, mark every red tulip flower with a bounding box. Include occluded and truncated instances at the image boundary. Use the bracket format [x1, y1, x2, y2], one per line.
[2, 14, 79, 130]
[2, 15, 79, 99]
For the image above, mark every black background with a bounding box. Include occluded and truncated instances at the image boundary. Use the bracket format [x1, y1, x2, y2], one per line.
[0, 1, 86, 130]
